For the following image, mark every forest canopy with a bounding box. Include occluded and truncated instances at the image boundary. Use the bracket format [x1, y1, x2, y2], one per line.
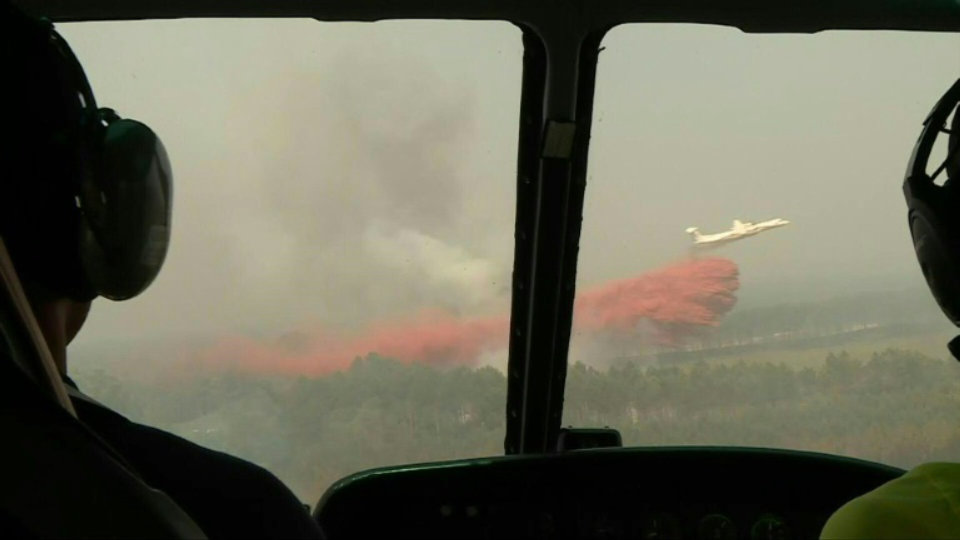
[75, 346, 960, 504]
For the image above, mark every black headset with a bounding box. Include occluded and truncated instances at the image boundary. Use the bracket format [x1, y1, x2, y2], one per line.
[5, 8, 172, 302]
[904, 78, 960, 327]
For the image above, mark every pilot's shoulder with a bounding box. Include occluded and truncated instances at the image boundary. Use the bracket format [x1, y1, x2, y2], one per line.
[121, 421, 325, 539]
[821, 462, 960, 539]
[126, 421, 282, 486]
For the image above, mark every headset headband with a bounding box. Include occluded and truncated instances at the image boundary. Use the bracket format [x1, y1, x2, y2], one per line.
[905, 79, 960, 191]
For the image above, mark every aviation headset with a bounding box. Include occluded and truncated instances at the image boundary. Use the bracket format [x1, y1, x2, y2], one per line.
[904, 79, 960, 343]
[1, 5, 172, 301]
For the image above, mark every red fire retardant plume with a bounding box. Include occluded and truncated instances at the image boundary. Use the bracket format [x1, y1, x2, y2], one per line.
[193, 257, 739, 375]
[574, 257, 739, 345]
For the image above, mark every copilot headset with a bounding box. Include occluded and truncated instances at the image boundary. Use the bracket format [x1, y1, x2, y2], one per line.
[904, 78, 960, 358]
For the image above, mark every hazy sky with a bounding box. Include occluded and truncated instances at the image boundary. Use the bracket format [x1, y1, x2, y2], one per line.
[61, 19, 522, 348]
[582, 26, 960, 304]
[57, 19, 959, 357]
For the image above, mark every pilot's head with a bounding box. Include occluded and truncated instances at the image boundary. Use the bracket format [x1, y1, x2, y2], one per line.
[0, 3, 172, 342]
[1, 5, 95, 306]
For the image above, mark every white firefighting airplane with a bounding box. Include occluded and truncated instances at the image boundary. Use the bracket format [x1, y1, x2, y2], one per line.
[685, 218, 790, 247]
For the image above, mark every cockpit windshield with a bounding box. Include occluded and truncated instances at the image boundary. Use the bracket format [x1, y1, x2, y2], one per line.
[58, 16, 960, 507]
[568, 24, 960, 467]
[61, 18, 521, 502]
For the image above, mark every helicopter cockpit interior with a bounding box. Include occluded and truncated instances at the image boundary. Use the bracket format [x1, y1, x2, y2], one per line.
[4, 0, 960, 538]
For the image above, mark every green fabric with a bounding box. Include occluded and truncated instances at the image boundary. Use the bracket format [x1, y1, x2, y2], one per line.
[821, 463, 960, 539]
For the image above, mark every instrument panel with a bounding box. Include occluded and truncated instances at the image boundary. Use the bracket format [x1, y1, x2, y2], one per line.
[314, 447, 903, 540]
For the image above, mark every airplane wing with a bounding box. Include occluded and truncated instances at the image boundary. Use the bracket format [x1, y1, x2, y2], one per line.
[693, 230, 743, 245]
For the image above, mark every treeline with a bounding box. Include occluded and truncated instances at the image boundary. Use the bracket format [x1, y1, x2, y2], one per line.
[75, 355, 507, 501]
[74, 348, 960, 505]
[566, 349, 960, 467]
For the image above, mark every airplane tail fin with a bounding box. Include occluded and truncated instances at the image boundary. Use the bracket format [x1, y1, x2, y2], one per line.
[685, 227, 702, 241]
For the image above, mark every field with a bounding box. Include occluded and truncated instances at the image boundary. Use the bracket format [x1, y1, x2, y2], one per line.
[705, 328, 956, 368]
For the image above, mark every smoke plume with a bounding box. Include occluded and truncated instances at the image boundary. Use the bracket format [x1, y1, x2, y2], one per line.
[189, 257, 739, 376]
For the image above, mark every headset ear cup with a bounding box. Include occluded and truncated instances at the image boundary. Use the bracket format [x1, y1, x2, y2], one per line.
[908, 197, 960, 325]
[78, 119, 172, 300]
